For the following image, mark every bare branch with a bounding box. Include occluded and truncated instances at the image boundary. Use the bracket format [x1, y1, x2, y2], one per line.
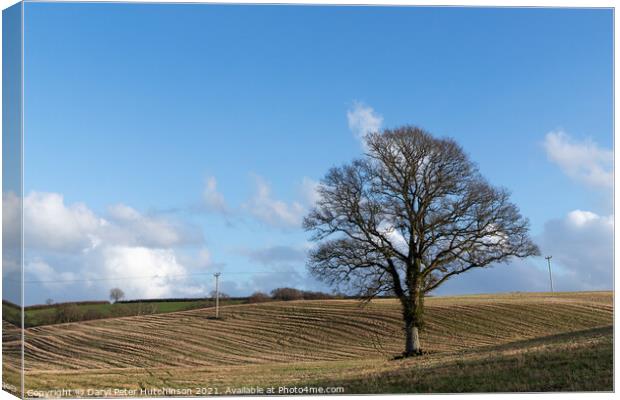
[304, 125, 540, 356]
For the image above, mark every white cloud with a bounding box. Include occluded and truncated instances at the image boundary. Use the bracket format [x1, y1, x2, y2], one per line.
[243, 175, 305, 228]
[378, 222, 408, 253]
[565, 209, 611, 227]
[100, 246, 187, 299]
[18, 192, 201, 253]
[24, 192, 105, 252]
[538, 209, 613, 290]
[430, 209, 613, 295]
[25, 259, 77, 290]
[106, 203, 201, 248]
[202, 176, 228, 213]
[195, 175, 319, 226]
[19, 191, 212, 301]
[347, 101, 383, 143]
[543, 131, 613, 189]
[176, 247, 213, 272]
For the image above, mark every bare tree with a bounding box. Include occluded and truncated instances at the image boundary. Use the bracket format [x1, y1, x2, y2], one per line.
[109, 288, 125, 303]
[209, 290, 230, 300]
[270, 287, 303, 301]
[248, 291, 271, 303]
[45, 298, 54, 306]
[304, 126, 539, 357]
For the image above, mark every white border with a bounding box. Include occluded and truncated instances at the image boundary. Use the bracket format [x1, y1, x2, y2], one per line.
[0, 2, 616, 400]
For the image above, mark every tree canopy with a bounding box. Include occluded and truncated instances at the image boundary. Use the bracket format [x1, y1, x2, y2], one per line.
[304, 126, 539, 356]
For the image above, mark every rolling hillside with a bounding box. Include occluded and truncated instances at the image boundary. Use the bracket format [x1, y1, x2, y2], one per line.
[3, 291, 613, 394]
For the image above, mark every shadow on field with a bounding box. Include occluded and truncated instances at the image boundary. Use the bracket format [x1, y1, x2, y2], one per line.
[473, 325, 613, 354]
[322, 325, 613, 393]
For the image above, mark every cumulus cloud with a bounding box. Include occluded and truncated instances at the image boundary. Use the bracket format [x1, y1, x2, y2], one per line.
[24, 192, 105, 252]
[543, 131, 613, 189]
[243, 175, 305, 228]
[106, 203, 202, 248]
[202, 176, 229, 213]
[19, 191, 210, 301]
[378, 222, 408, 253]
[18, 192, 201, 253]
[194, 175, 319, 227]
[538, 209, 613, 290]
[25, 259, 77, 289]
[347, 101, 383, 143]
[99, 246, 187, 299]
[438, 208, 613, 295]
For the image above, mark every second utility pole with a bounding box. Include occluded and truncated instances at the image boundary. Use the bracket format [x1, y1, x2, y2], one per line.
[545, 256, 554, 294]
[214, 272, 221, 318]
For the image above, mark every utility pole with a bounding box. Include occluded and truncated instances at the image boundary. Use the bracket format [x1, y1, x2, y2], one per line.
[545, 256, 554, 294]
[214, 272, 221, 318]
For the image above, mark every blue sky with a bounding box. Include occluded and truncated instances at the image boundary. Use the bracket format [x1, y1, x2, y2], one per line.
[14, 3, 613, 304]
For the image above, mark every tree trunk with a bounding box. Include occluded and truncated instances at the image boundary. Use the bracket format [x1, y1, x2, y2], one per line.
[401, 278, 423, 357]
[404, 319, 422, 356]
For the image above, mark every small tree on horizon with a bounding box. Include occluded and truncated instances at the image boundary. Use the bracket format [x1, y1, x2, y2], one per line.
[248, 291, 271, 303]
[209, 290, 230, 300]
[270, 287, 304, 301]
[109, 288, 125, 303]
[304, 126, 539, 357]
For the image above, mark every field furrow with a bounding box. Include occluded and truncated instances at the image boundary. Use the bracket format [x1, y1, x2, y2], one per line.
[6, 292, 609, 375]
